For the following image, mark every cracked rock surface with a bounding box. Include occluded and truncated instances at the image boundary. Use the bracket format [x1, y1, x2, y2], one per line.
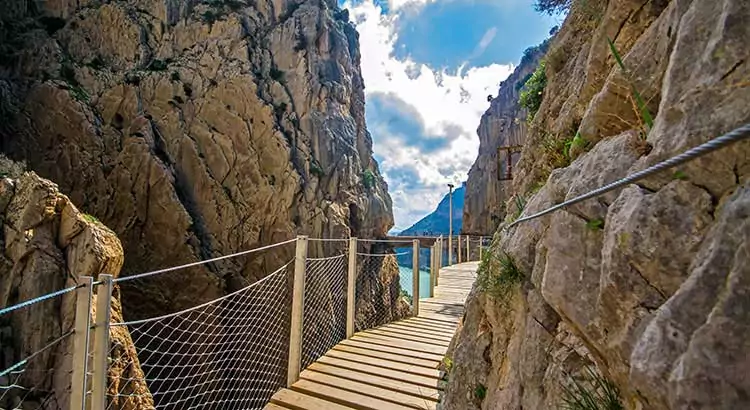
[0, 0, 393, 321]
[442, 0, 750, 409]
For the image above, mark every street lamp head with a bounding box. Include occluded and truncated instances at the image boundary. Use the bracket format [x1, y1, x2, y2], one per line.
[447, 183, 454, 189]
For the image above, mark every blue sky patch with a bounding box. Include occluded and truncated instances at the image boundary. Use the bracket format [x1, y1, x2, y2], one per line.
[392, 0, 559, 71]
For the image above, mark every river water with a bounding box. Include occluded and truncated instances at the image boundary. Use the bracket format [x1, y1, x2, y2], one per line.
[397, 266, 432, 299]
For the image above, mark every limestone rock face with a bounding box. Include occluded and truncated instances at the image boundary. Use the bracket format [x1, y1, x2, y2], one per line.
[0, 170, 150, 410]
[0, 0, 393, 320]
[462, 48, 544, 235]
[446, 0, 750, 409]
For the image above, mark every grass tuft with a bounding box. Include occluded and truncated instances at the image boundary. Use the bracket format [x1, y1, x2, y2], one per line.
[606, 37, 654, 137]
[586, 219, 604, 231]
[561, 366, 624, 410]
[477, 250, 524, 300]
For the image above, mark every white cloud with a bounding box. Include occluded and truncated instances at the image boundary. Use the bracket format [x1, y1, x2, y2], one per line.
[345, 0, 515, 229]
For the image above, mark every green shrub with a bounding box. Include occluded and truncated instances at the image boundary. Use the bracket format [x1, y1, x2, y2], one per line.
[477, 250, 524, 299]
[83, 213, 100, 224]
[561, 366, 624, 410]
[474, 383, 487, 400]
[362, 169, 375, 189]
[398, 289, 413, 305]
[586, 219, 604, 231]
[518, 61, 547, 123]
[534, 0, 571, 15]
[309, 159, 325, 178]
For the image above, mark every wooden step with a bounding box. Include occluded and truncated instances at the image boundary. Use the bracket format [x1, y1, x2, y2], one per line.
[325, 349, 441, 378]
[291, 379, 415, 410]
[305, 362, 441, 401]
[339, 339, 444, 363]
[299, 370, 437, 410]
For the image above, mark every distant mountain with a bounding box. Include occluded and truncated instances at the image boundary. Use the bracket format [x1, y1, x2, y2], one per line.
[400, 184, 464, 236]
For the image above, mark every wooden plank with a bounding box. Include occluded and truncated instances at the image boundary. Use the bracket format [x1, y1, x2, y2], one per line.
[339, 339, 444, 363]
[354, 332, 449, 353]
[264, 403, 293, 410]
[325, 349, 441, 379]
[292, 379, 415, 410]
[316, 356, 441, 388]
[416, 313, 461, 323]
[362, 329, 451, 346]
[374, 325, 454, 342]
[406, 317, 459, 329]
[306, 362, 441, 401]
[395, 318, 456, 330]
[332, 344, 440, 369]
[300, 370, 438, 410]
[270, 388, 352, 410]
[384, 323, 455, 340]
[352, 334, 448, 356]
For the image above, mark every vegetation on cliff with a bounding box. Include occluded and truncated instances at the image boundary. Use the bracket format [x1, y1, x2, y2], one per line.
[446, 0, 750, 409]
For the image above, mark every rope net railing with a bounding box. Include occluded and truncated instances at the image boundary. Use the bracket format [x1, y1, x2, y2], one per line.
[105, 262, 292, 410]
[301, 253, 348, 369]
[1, 286, 80, 410]
[355, 250, 413, 332]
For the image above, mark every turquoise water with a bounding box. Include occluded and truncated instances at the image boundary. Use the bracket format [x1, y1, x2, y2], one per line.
[398, 266, 432, 299]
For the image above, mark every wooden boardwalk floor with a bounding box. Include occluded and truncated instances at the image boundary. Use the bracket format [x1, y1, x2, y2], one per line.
[266, 262, 479, 410]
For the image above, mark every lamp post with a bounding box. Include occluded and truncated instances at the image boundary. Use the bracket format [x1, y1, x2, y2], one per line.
[447, 183, 454, 265]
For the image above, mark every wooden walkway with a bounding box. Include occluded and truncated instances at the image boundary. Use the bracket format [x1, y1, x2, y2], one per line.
[266, 262, 479, 410]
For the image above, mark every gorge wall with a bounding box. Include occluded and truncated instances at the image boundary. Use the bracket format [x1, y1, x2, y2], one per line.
[461, 45, 545, 236]
[444, 0, 750, 409]
[0, 0, 393, 320]
[0, 164, 150, 410]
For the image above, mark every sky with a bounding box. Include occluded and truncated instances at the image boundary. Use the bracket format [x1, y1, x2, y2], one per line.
[341, 0, 561, 230]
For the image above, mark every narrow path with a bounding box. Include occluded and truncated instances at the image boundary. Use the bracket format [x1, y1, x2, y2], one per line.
[266, 262, 479, 410]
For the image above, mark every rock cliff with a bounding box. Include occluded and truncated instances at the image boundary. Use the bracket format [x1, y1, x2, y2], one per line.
[462, 45, 545, 236]
[0, 0, 393, 320]
[444, 0, 750, 409]
[0, 163, 150, 410]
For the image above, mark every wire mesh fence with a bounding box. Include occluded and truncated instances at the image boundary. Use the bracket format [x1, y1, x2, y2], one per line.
[0, 285, 80, 410]
[105, 263, 292, 410]
[301, 253, 348, 370]
[355, 251, 412, 332]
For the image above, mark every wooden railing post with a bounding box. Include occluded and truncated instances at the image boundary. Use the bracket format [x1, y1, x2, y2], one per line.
[91, 274, 113, 410]
[287, 235, 308, 387]
[448, 235, 452, 266]
[467, 236, 471, 261]
[435, 237, 440, 286]
[70, 276, 93, 410]
[457, 235, 462, 264]
[346, 237, 357, 338]
[479, 237, 483, 260]
[412, 239, 419, 316]
[429, 245, 435, 297]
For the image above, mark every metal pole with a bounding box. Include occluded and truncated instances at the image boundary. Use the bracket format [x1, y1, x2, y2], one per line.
[70, 277, 93, 410]
[448, 184, 454, 264]
[91, 274, 113, 410]
[346, 237, 357, 338]
[412, 239, 419, 316]
[287, 235, 308, 386]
